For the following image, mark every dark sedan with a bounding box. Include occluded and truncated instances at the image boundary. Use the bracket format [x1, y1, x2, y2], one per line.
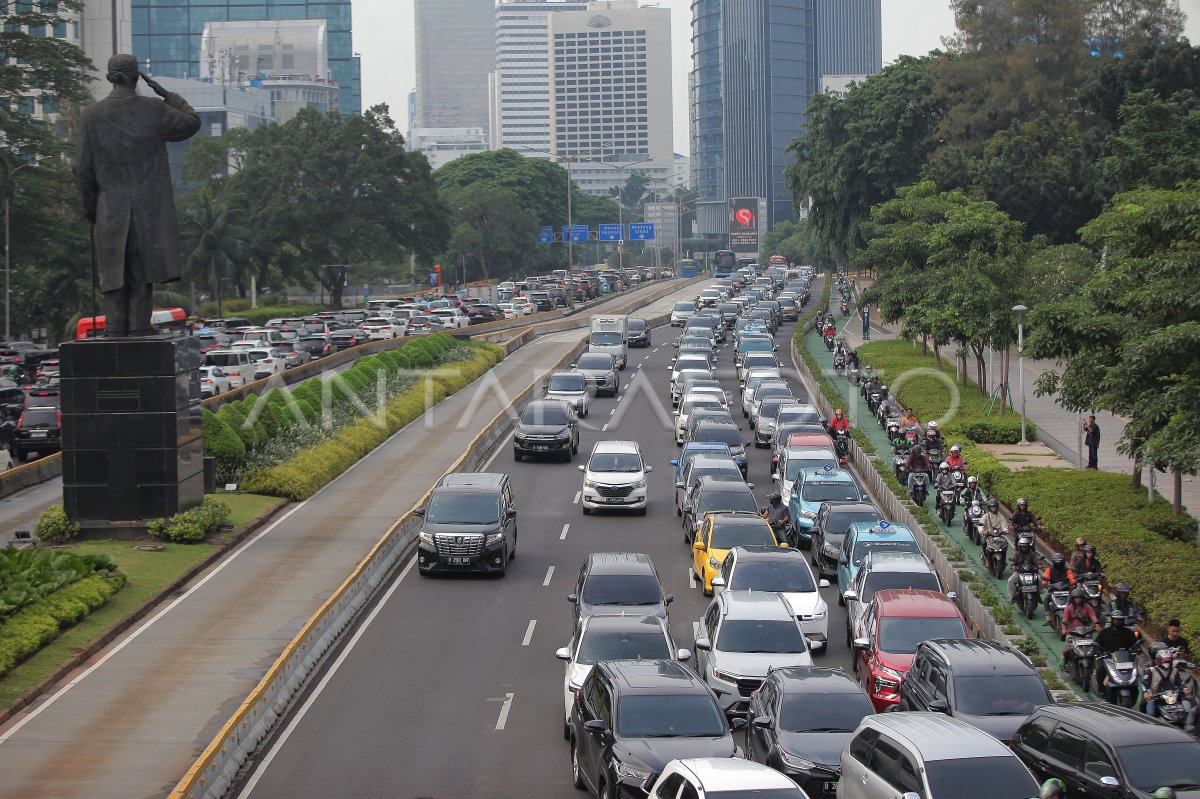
[513, 399, 580, 462]
[811, 502, 882, 577]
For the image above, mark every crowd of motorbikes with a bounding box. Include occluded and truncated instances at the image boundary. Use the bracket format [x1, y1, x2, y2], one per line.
[830, 284, 1196, 735]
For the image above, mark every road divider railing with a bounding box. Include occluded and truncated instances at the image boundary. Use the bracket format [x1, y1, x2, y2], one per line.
[172, 303, 680, 799]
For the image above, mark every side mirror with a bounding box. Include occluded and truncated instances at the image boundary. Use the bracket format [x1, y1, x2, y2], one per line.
[770, 472, 780, 481]
[693, 541, 705, 552]
[567, 593, 578, 603]
[675, 481, 685, 489]
[729, 717, 749, 731]
[853, 637, 871, 651]
[819, 579, 830, 588]
[947, 592, 957, 600]
[555, 647, 571, 661]
[669, 459, 679, 466]
[569, 363, 576, 368]
[683, 504, 693, 513]
[644, 465, 653, 473]
[753, 715, 773, 730]
[578, 465, 586, 471]
[413, 508, 426, 517]
[1099, 777, 1120, 789]
[711, 576, 726, 591]
[664, 593, 674, 605]
[903, 794, 922, 799]
[928, 699, 950, 714]
[747, 482, 755, 490]
[694, 638, 712, 651]
[583, 719, 608, 735]
[506, 509, 518, 519]
[677, 648, 692, 662]
[838, 556, 849, 565]
[843, 590, 858, 602]
[863, 494, 870, 501]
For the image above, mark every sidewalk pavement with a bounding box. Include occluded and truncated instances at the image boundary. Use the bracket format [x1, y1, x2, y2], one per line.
[828, 288, 1197, 520]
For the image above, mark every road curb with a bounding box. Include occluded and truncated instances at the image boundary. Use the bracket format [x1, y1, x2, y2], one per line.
[0, 498, 289, 727]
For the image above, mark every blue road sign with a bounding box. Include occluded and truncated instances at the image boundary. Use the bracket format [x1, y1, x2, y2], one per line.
[569, 225, 590, 242]
[599, 223, 623, 241]
[429, 272, 438, 286]
[538, 226, 554, 244]
[628, 222, 655, 241]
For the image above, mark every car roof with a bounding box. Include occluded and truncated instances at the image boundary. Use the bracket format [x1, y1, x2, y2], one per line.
[919, 639, 1035, 676]
[600, 659, 707, 694]
[686, 455, 740, 470]
[694, 420, 739, 432]
[875, 589, 961, 618]
[696, 476, 752, 493]
[673, 759, 798, 790]
[729, 545, 805, 562]
[769, 665, 868, 694]
[799, 468, 855, 483]
[585, 551, 656, 575]
[433, 472, 506, 491]
[591, 440, 640, 454]
[524, 398, 571, 410]
[862, 712, 1015, 761]
[823, 502, 881, 516]
[718, 590, 796, 620]
[862, 551, 932, 573]
[850, 521, 914, 540]
[1027, 702, 1200, 746]
[582, 614, 665, 635]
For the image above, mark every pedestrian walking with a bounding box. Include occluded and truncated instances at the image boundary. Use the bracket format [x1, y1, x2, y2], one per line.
[1083, 415, 1101, 469]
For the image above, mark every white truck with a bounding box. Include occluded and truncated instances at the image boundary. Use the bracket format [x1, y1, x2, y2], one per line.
[589, 314, 628, 370]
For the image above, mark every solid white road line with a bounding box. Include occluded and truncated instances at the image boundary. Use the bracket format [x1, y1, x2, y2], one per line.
[521, 620, 537, 647]
[689, 569, 697, 589]
[543, 566, 555, 587]
[573, 491, 581, 504]
[236, 556, 418, 797]
[560, 523, 570, 540]
[495, 692, 516, 731]
[692, 621, 701, 641]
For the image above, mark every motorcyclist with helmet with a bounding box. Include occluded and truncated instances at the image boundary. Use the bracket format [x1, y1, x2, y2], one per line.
[904, 444, 932, 496]
[1033, 777, 1066, 798]
[1061, 588, 1100, 649]
[978, 498, 1006, 550]
[1042, 553, 1071, 626]
[829, 408, 850, 435]
[1007, 533, 1040, 603]
[923, 420, 944, 452]
[1095, 610, 1140, 694]
[944, 444, 967, 471]
[1069, 544, 1104, 585]
[1141, 645, 1192, 723]
[1008, 497, 1039, 535]
[959, 474, 985, 506]
[762, 493, 792, 545]
[1104, 582, 1145, 625]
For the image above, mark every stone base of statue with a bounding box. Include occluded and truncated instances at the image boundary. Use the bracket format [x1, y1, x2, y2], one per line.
[59, 336, 204, 530]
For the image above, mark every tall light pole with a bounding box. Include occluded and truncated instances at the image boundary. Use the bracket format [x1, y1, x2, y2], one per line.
[3, 155, 51, 340]
[522, 142, 612, 268]
[1013, 304, 1029, 444]
[596, 155, 651, 270]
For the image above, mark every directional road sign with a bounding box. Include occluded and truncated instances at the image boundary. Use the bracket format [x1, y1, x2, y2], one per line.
[537, 226, 554, 244]
[628, 222, 656, 241]
[598, 223, 623, 241]
[569, 225, 590, 242]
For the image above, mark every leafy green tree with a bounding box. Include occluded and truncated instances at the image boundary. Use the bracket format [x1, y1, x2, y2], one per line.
[1101, 89, 1200, 190]
[178, 188, 249, 314]
[443, 184, 530, 281]
[760, 219, 831, 268]
[785, 55, 943, 262]
[610, 173, 649, 212]
[1029, 180, 1200, 511]
[1087, 0, 1185, 53]
[1077, 39, 1200, 130]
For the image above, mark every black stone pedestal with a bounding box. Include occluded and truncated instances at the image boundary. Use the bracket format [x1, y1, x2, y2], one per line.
[59, 336, 204, 526]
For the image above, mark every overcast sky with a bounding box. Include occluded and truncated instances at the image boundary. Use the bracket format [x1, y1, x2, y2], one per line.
[355, 0, 1200, 154]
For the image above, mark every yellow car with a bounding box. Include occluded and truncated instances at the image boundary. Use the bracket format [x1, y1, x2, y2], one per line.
[692, 511, 788, 595]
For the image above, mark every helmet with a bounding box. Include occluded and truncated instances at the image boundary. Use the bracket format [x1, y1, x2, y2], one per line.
[1018, 537, 1032, 550]
[1017, 497, 1028, 508]
[950, 444, 961, 453]
[1083, 544, 1096, 555]
[939, 461, 950, 471]
[1110, 609, 1127, 625]
[835, 409, 844, 417]
[912, 445, 923, 455]
[769, 493, 782, 505]
[1051, 553, 1065, 566]
[1075, 537, 1087, 548]
[1157, 647, 1175, 666]
[1071, 588, 1086, 600]
[928, 421, 938, 430]
[1154, 789, 1177, 799]
[1040, 778, 1067, 798]
[1114, 582, 1131, 594]
[988, 499, 999, 510]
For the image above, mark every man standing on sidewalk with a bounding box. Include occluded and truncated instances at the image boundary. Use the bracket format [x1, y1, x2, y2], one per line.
[1083, 415, 1101, 469]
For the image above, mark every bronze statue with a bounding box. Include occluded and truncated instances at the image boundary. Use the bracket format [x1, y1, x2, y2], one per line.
[74, 54, 200, 336]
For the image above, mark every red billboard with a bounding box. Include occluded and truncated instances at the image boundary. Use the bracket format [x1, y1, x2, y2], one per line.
[728, 197, 761, 254]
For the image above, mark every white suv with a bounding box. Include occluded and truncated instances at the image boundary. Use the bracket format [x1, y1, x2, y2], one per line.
[578, 440, 652, 515]
[647, 759, 805, 798]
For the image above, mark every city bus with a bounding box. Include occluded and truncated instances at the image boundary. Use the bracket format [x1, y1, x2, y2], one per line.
[679, 258, 699, 278]
[713, 250, 736, 278]
[75, 308, 189, 340]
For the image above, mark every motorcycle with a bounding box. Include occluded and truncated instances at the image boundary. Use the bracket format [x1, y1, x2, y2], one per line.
[884, 414, 902, 443]
[1098, 646, 1142, 707]
[833, 351, 846, 373]
[824, 332, 836, 351]
[1077, 571, 1106, 614]
[893, 445, 911, 484]
[936, 482, 958, 525]
[963, 500, 985, 544]
[1066, 626, 1102, 695]
[909, 471, 929, 506]
[950, 467, 967, 493]
[1045, 580, 1071, 635]
[1151, 671, 1196, 730]
[1014, 562, 1042, 620]
[925, 446, 944, 470]
[848, 361, 861, 386]
[840, 300, 849, 317]
[984, 529, 1009, 579]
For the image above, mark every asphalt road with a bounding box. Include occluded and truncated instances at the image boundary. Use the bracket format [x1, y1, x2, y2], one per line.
[234, 287, 857, 798]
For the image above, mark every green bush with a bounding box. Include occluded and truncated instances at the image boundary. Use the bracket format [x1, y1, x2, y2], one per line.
[0, 573, 125, 678]
[202, 408, 246, 474]
[32, 503, 80, 544]
[942, 417, 1035, 445]
[990, 467, 1200, 636]
[402, 345, 434, 368]
[216, 403, 255, 450]
[146, 497, 232, 543]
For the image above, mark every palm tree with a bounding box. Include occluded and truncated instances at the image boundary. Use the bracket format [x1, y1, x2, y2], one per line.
[179, 188, 249, 318]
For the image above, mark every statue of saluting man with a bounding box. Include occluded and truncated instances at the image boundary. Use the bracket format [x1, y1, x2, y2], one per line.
[74, 54, 201, 337]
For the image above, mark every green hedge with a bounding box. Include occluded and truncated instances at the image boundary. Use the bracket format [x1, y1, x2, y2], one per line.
[0, 573, 126, 678]
[146, 497, 232, 543]
[203, 408, 246, 475]
[990, 468, 1200, 636]
[243, 343, 504, 500]
[195, 302, 326, 325]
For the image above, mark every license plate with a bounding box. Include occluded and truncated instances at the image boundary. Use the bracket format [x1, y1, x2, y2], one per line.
[532, 445, 547, 450]
[447, 557, 471, 565]
[605, 497, 623, 503]
[823, 782, 838, 793]
[30, 431, 46, 438]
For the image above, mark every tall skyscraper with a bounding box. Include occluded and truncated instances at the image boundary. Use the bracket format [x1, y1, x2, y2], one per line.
[414, 0, 494, 130]
[491, 0, 587, 155]
[547, 0, 674, 196]
[690, 0, 881, 236]
[130, 0, 361, 116]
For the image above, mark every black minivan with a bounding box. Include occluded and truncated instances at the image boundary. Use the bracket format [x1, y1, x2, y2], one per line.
[416, 473, 518, 576]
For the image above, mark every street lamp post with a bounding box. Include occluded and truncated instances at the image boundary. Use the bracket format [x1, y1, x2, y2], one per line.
[3, 155, 51, 340]
[522, 143, 612, 269]
[1013, 304, 1029, 444]
[599, 156, 651, 271]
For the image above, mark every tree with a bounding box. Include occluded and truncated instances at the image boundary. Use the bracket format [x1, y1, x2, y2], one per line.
[1077, 38, 1200, 130]
[785, 55, 944, 262]
[610, 173, 649, 212]
[443, 185, 530, 282]
[1028, 180, 1200, 511]
[178, 188, 249, 315]
[1087, 0, 1185, 52]
[760, 219, 830, 267]
[1101, 89, 1200, 190]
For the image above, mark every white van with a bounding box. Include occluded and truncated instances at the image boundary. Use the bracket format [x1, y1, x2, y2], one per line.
[203, 349, 255, 388]
[588, 315, 628, 370]
[577, 440, 652, 515]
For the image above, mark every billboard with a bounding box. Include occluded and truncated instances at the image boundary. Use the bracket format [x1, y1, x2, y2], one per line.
[820, 74, 869, 100]
[728, 197, 762, 254]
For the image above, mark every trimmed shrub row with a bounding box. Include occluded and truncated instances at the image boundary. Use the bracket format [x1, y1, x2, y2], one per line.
[0, 572, 126, 678]
[146, 497, 232, 543]
[242, 344, 504, 500]
[0, 547, 118, 619]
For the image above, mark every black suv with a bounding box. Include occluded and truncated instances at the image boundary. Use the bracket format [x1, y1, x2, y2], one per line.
[569, 552, 673, 625]
[1011, 703, 1200, 798]
[513, 399, 579, 462]
[626, 318, 651, 348]
[14, 405, 60, 461]
[569, 659, 743, 798]
[812, 502, 883, 577]
[897, 639, 1051, 740]
[415, 472, 518, 576]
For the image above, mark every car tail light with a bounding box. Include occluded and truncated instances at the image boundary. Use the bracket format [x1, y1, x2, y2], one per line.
[56, 410, 61, 427]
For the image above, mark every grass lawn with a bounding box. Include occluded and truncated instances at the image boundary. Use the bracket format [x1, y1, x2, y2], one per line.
[0, 493, 284, 709]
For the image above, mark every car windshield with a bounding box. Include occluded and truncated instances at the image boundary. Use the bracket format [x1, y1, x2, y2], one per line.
[682, 398, 721, 415]
[591, 332, 623, 345]
[520, 404, 570, 425]
[786, 457, 838, 481]
[696, 428, 743, 448]
[577, 355, 613, 370]
[22, 408, 56, 425]
[589, 453, 642, 472]
[581, 574, 662, 606]
[549, 375, 585, 392]
[744, 355, 778, 369]
[740, 339, 774, 351]
[923, 757, 1038, 799]
[575, 630, 670, 666]
[852, 538, 921, 564]
[616, 694, 726, 738]
[700, 491, 758, 515]
[674, 302, 695, 312]
[952, 675, 1049, 716]
[779, 691, 873, 733]
[690, 466, 741, 486]
[758, 399, 791, 419]
[826, 511, 883, 535]
[731, 559, 816, 592]
[802, 481, 860, 502]
[709, 521, 776, 549]
[424, 493, 501, 524]
[878, 616, 966, 654]
[1118, 742, 1200, 792]
[863, 571, 941, 603]
[778, 410, 820, 426]
[676, 358, 710, 371]
[628, 320, 646, 332]
[717, 619, 807, 654]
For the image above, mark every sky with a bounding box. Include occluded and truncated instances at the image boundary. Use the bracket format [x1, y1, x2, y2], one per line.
[354, 0, 1200, 155]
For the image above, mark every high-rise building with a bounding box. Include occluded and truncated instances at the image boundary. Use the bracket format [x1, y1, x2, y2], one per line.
[130, 0, 361, 116]
[690, 0, 881, 237]
[547, 0, 674, 197]
[414, 0, 494, 131]
[490, 0, 587, 155]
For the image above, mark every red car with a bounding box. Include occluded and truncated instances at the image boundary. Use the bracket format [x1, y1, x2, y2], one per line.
[852, 589, 969, 711]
